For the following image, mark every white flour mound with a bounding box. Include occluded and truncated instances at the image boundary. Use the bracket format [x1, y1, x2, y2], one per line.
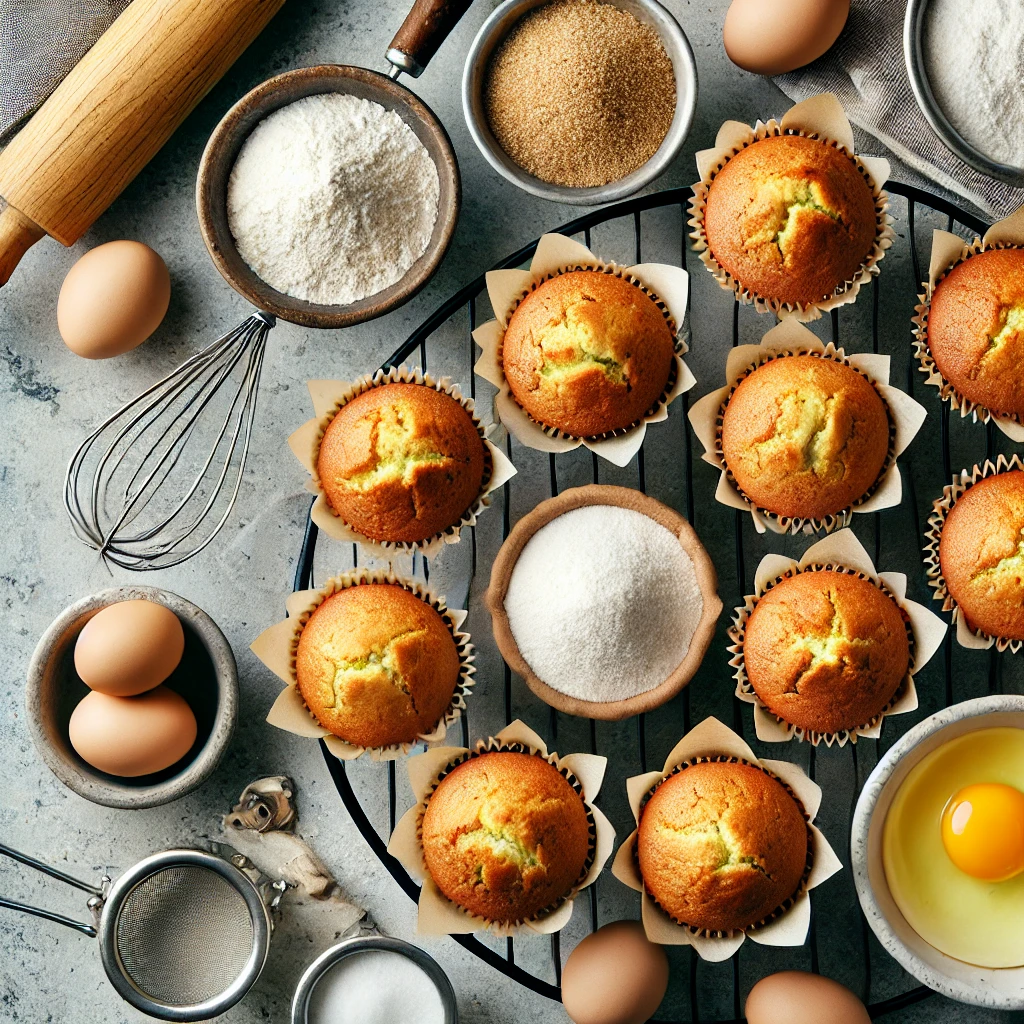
[504, 505, 704, 703]
[227, 93, 440, 305]
[924, 0, 1024, 167]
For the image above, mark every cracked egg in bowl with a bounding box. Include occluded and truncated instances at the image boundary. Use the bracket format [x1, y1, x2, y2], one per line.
[883, 726, 1024, 968]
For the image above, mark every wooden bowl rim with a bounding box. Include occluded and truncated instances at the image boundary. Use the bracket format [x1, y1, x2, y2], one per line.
[196, 64, 461, 329]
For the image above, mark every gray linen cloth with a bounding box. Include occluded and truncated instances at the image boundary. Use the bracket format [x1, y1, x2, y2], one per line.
[0, 0, 130, 146]
[775, 0, 1024, 221]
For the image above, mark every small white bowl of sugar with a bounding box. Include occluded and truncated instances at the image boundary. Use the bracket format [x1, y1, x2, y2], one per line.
[291, 935, 458, 1024]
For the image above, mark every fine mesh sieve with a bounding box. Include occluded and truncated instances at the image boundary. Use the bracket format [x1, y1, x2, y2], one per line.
[1, 843, 274, 1021]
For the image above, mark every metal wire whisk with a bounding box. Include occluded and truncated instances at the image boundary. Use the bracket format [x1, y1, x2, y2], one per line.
[64, 312, 276, 571]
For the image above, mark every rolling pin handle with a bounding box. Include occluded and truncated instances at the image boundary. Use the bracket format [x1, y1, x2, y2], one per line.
[0, 204, 45, 286]
[387, 0, 476, 78]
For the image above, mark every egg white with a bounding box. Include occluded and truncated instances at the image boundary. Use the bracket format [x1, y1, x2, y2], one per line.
[883, 727, 1024, 968]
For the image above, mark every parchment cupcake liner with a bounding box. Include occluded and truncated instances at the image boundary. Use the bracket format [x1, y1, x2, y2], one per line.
[689, 318, 926, 535]
[728, 529, 946, 747]
[912, 206, 1024, 442]
[611, 716, 842, 962]
[925, 454, 1024, 653]
[250, 569, 475, 761]
[387, 720, 615, 938]
[688, 92, 893, 323]
[288, 365, 517, 561]
[473, 232, 695, 468]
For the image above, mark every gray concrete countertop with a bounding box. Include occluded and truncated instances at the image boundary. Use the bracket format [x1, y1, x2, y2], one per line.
[1, 1, 1020, 1022]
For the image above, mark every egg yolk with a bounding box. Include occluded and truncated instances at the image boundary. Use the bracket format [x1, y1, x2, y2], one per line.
[941, 783, 1024, 882]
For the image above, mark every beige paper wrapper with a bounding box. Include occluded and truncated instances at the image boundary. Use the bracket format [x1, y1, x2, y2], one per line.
[386, 720, 614, 937]
[251, 570, 475, 761]
[610, 716, 842, 960]
[688, 319, 926, 534]
[289, 365, 517, 560]
[728, 529, 947, 746]
[912, 206, 1024, 441]
[925, 454, 1024, 653]
[688, 93, 894, 323]
[472, 233, 696, 468]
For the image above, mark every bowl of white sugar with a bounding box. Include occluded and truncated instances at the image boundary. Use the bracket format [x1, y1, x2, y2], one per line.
[197, 65, 461, 329]
[290, 935, 458, 1024]
[905, 0, 1024, 186]
[486, 484, 722, 721]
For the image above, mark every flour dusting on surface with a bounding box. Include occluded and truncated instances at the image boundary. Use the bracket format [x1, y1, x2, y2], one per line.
[227, 93, 440, 305]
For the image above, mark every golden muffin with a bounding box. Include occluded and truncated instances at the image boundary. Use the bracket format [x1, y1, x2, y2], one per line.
[704, 134, 878, 307]
[502, 270, 675, 437]
[421, 751, 592, 923]
[939, 469, 1024, 641]
[296, 584, 460, 749]
[637, 760, 810, 933]
[721, 355, 890, 520]
[744, 570, 910, 735]
[927, 248, 1024, 418]
[318, 382, 486, 543]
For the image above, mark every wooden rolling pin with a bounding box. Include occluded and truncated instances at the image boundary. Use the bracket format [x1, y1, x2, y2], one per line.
[0, 0, 287, 286]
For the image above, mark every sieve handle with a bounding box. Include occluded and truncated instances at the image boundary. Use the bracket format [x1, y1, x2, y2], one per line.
[386, 0, 476, 77]
[0, 842, 104, 937]
[0, 897, 97, 937]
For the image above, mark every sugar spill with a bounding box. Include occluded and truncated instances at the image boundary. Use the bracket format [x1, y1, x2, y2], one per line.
[306, 950, 445, 1024]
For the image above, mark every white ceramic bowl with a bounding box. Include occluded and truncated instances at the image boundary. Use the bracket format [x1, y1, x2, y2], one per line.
[852, 694, 1024, 1009]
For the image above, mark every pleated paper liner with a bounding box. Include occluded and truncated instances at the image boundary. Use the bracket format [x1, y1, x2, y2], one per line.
[288, 365, 517, 561]
[687, 92, 894, 323]
[689, 319, 927, 535]
[925, 454, 1024, 653]
[912, 206, 1024, 441]
[251, 569, 475, 761]
[472, 232, 695, 468]
[611, 716, 842, 962]
[728, 529, 947, 747]
[387, 720, 615, 938]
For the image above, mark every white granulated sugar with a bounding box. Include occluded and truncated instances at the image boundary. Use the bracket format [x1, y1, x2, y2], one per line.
[227, 93, 440, 305]
[306, 950, 445, 1024]
[924, 0, 1024, 167]
[504, 505, 704, 703]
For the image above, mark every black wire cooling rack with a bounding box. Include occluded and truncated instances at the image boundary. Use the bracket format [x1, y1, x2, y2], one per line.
[289, 181, 1020, 1022]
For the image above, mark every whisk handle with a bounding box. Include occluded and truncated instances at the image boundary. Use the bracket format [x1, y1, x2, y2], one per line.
[0, 204, 45, 286]
[386, 0, 476, 78]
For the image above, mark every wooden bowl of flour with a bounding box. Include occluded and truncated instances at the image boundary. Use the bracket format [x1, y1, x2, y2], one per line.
[197, 64, 461, 329]
[486, 485, 722, 721]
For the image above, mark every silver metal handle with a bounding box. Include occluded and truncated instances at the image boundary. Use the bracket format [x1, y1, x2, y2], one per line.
[0, 841, 103, 937]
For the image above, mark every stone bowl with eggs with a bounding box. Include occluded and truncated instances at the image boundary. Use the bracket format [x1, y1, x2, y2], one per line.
[853, 694, 1024, 1009]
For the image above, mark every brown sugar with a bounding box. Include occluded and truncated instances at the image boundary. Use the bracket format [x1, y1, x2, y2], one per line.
[484, 0, 676, 188]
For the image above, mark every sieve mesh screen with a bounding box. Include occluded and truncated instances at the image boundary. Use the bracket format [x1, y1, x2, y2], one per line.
[115, 865, 255, 1006]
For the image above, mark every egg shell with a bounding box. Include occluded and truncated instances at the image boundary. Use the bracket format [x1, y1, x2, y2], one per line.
[723, 0, 850, 76]
[57, 240, 171, 359]
[745, 971, 870, 1024]
[69, 686, 197, 777]
[561, 921, 669, 1024]
[74, 599, 185, 696]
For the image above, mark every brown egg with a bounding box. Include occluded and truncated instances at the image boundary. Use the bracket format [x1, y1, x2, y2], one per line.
[74, 599, 185, 696]
[69, 686, 197, 777]
[723, 0, 850, 76]
[745, 971, 870, 1024]
[561, 921, 669, 1024]
[57, 240, 171, 358]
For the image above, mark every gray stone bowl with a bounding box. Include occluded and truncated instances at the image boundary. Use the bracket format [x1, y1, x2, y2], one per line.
[852, 694, 1024, 1009]
[26, 587, 238, 809]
